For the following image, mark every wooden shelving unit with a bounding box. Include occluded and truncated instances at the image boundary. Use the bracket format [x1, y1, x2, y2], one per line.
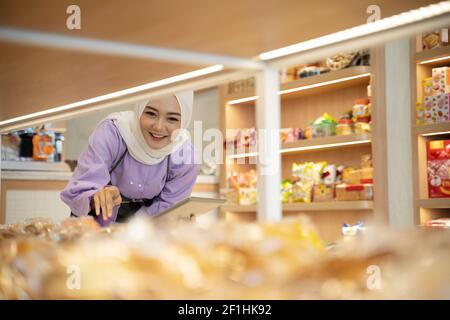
[410, 37, 450, 227]
[228, 133, 371, 158]
[222, 201, 373, 213]
[219, 56, 386, 242]
[226, 66, 371, 105]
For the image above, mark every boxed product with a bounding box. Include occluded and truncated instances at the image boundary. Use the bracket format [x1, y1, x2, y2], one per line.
[360, 167, 374, 184]
[427, 139, 450, 198]
[222, 188, 238, 204]
[424, 93, 450, 124]
[422, 77, 433, 97]
[335, 184, 374, 201]
[361, 154, 373, 168]
[432, 67, 450, 95]
[416, 101, 426, 126]
[342, 167, 361, 185]
[313, 184, 334, 202]
[354, 122, 371, 134]
[422, 29, 449, 50]
[237, 187, 257, 205]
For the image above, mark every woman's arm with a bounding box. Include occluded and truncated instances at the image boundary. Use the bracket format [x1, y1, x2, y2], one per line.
[60, 120, 124, 217]
[144, 145, 199, 216]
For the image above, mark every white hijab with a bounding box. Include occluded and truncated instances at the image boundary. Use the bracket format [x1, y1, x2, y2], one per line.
[107, 91, 194, 165]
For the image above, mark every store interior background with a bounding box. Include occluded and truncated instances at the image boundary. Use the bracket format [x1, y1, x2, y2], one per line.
[1, 0, 449, 243]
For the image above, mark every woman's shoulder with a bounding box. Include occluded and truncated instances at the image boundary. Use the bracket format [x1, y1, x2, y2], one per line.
[88, 119, 126, 155]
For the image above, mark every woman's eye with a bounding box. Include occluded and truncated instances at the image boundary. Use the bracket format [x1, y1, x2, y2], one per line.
[146, 111, 157, 117]
[168, 117, 180, 122]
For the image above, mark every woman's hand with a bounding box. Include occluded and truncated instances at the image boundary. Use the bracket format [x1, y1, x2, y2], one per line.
[92, 186, 122, 221]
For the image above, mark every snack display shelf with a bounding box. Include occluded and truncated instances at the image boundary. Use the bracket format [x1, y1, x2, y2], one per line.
[414, 46, 450, 65]
[221, 201, 373, 213]
[411, 36, 450, 226]
[413, 123, 450, 136]
[227, 133, 372, 159]
[226, 66, 371, 105]
[416, 198, 450, 209]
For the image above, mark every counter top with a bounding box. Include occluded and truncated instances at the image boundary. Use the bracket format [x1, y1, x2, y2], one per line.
[1, 170, 73, 181]
[1, 170, 219, 184]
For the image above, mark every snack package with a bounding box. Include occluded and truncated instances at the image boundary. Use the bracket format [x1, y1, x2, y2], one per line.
[312, 161, 327, 184]
[416, 101, 426, 126]
[292, 162, 315, 203]
[313, 184, 334, 202]
[361, 154, 373, 168]
[427, 139, 450, 198]
[424, 94, 450, 124]
[281, 179, 294, 203]
[321, 164, 336, 185]
[292, 180, 313, 203]
[352, 99, 371, 123]
[342, 221, 366, 239]
[238, 187, 258, 205]
[280, 128, 296, 144]
[432, 67, 450, 95]
[422, 77, 433, 97]
[354, 122, 371, 134]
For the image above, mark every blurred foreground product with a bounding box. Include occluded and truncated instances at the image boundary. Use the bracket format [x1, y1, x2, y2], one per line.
[1, 216, 449, 299]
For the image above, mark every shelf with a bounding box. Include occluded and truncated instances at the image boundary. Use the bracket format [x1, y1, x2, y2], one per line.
[226, 66, 371, 105]
[280, 133, 371, 154]
[221, 201, 373, 212]
[227, 133, 371, 159]
[415, 46, 450, 66]
[414, 123, 450, 137]
[416, 198, 450, 209]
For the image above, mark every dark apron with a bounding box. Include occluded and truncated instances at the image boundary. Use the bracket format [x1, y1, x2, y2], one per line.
[70, 149, 169, 223]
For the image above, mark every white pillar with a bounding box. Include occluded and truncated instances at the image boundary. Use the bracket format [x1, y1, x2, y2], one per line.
[384, 38, 414, 226]
[255, 67, 282, 222]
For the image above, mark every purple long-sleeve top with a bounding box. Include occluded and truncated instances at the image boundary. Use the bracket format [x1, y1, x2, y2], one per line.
[60, 119, 199, 226]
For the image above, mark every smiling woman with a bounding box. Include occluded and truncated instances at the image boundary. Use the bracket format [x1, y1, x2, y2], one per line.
[60, 91, 199, 226]
[140, 96, 182, 150]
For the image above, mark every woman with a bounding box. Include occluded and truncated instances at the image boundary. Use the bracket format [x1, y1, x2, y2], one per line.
[61, 91, 199, 226]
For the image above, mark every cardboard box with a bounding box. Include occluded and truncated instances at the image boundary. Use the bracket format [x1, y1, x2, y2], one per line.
[313, 184, 334, 202]
[427, 140, 450, 198]
[422, 77, 433, 98]
[424, 94, 450, 124]
[416, 102, 426, 126]
[335, 184, 374, 201]
[237, 187, 257, 205]
[432, 67, 450, 95]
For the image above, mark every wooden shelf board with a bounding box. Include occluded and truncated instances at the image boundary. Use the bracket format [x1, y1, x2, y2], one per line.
[221, 201, 373, 212]
[225, 66, 371, 105]
[415, 46, 450, 66]
[416, 198, 450, 209]
[227, 133, 371, 159]
[281, 133, 371, 154]
[414, 123, 450, 136]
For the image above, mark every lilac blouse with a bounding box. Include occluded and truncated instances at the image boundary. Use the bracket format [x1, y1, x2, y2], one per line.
[60, 119, 199, 226]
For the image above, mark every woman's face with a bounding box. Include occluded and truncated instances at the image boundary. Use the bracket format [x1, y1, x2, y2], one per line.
[139, 95, 182, 149]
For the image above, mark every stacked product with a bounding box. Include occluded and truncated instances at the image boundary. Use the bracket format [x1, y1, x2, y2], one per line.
[224, 170, 258, 205]
[416, 67, 450, 125]
[426, 139, 450, 198]
[335, 154, 374, 201]
[281, 154, 374, 203]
